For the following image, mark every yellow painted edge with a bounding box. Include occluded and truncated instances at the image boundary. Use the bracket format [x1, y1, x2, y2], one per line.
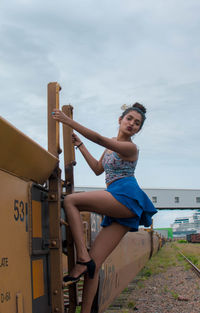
[32, 200, 42, 238]
[32, 259, 44, 299]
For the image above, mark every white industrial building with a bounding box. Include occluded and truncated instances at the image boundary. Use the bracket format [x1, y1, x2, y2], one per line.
[142, 188, 200, 210]
[75, 187, 200, 210]
[75, 187, 200, 238]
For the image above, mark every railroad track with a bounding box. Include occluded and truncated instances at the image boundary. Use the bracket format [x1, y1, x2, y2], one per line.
[178, 249, 200, 278]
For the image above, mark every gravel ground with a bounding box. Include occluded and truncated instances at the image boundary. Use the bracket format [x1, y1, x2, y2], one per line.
[128, 266, 200, 313]
[105, 249, 200, 313]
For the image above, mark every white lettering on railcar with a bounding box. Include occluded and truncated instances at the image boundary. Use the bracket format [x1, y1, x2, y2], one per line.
[0, 258, 8, 268]
[0, 291, 11, 303]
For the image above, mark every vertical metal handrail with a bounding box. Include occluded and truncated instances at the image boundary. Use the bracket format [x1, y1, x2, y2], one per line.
[47, 82, 64, 313]
[62, 104, 77, 313]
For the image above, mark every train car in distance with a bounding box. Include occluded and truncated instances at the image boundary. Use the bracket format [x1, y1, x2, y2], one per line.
[186, 233, 200, 243]
[0, 82, 161, 313]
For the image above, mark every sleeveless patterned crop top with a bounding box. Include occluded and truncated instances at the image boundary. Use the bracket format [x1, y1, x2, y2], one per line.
[102, 150, 138, 185]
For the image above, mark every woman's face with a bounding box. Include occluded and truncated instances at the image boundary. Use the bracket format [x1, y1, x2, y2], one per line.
[119, 110, 142, 136]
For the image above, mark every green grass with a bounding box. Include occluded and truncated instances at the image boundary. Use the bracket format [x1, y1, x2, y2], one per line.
[163, 287, 179, 300]
[137, 281, 145, 289]
[122, 287, 129, 293]
[187, 254, 199, 265]
[170, 290, 179, 300]
[127, 300, 136, 309]
[163, 285, 169, 293]
[138, 243, 183, 280]
[105, 243, 194, 312]
[174, 242, 200, 270]
[132, 241, 200, 299]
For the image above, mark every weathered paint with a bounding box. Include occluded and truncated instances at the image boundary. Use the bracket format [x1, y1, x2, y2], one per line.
[48, 82, 62, 156]
[90, 213, 103, 245]
[62, 104, 77, 313]
[98, 230, 152, 313]
[47, 82, 64, 313]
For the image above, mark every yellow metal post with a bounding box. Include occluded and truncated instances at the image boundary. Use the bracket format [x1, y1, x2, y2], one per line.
[62, 105, 76, 193]
[62, 105, 77, 312]
[48, 82, 62, 156]
[47, 82, 64, 313]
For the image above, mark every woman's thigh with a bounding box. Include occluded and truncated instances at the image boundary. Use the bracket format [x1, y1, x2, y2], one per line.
[64, 190, 136, 218]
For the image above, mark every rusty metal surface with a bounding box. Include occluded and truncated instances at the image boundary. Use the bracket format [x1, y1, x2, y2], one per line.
[90, 213, 103, 246]
[30, 186, 51, 313]
[62, 104, 77, 313]
[47, 82, 64, 313]
[0, 116, 58, 184]
[48, 82, 62, 156]
[62, 105, 76, 194]
[81, 212, 92, 249]
[0, 170, 33, 313]
[97, 229, 152, 313]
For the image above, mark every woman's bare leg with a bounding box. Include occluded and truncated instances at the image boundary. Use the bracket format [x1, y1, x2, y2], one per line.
[64, 190, 135, 277]
[81, 222, 129, 313]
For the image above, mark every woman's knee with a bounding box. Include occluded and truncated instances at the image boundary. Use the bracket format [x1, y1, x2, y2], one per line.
[64, 193, 76, 208]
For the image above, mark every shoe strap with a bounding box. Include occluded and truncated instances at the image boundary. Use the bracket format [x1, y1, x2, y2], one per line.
[76, 260, 91, 266]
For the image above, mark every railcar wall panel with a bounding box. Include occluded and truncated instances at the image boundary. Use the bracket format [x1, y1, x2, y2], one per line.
[97, 230, 151, 313]
[0, 170, 32, 313]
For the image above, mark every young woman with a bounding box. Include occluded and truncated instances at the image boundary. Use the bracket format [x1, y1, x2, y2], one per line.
[52, 103, 157, 313]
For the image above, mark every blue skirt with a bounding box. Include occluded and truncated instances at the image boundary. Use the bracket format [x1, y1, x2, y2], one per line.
[101, 177, 157, 232]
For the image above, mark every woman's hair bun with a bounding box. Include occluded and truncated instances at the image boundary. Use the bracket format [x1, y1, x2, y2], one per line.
[132, 102, 146, 114]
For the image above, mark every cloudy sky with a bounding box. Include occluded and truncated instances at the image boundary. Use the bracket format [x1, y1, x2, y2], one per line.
[1, 0, 200, 227]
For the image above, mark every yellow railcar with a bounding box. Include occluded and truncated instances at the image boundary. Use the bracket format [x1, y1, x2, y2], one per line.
[0, 83, 160, 313]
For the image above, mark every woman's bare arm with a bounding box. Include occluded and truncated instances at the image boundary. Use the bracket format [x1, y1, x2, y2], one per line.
[52, 110, 137, 158]
[72, 133, 105, 175]
[79, 144, 105, 175]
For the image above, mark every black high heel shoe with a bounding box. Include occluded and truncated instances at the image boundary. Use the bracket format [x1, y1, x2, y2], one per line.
[63, 259, 96, 286]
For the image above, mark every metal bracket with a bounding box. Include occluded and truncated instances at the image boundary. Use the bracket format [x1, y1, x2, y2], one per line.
[42, 239, 50, 249]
